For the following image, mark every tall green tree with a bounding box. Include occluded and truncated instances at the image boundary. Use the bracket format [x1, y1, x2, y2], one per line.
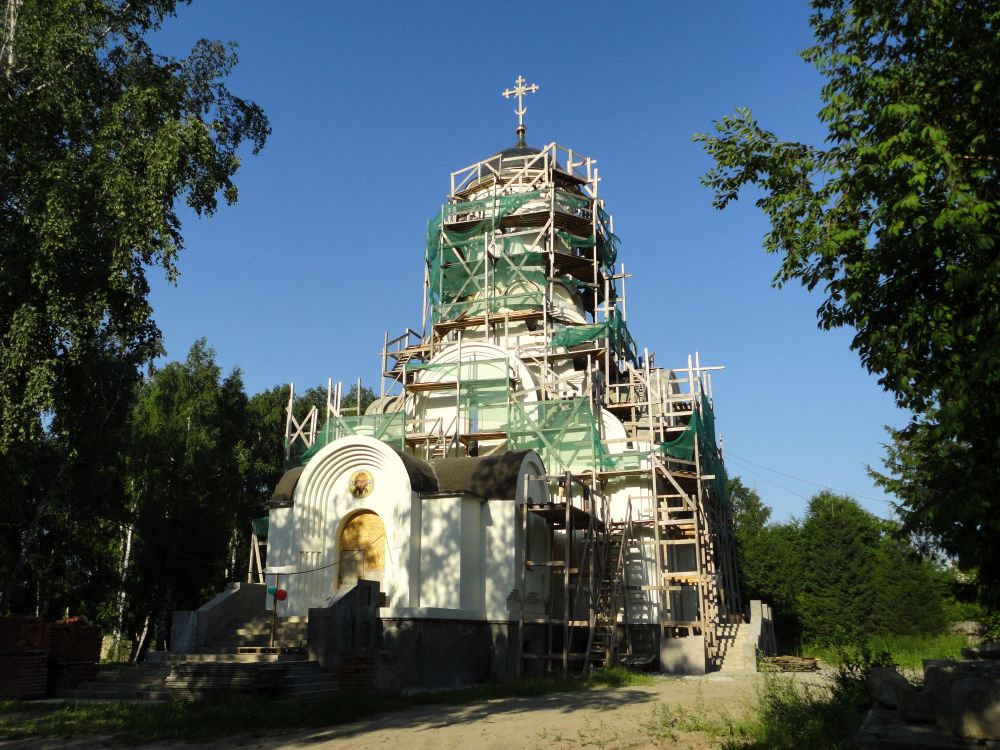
[728, 479, 947, 644]
[0, 0, 268, 613]
[796, 492, 883, 643]
[121, 340, 251, 657]
[695, 0, 1000, 602]
[728, 477, 773, 601]
[728, 478, 802, 638]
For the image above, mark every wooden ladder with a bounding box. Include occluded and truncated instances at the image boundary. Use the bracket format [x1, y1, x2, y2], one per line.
[584, 519, 630, 671]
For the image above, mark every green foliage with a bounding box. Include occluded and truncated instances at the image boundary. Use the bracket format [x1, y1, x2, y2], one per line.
[796, 492, 882, 642]
[695, 0, 1000, 604]
[0, 0, 268, 615]
[0, 0, 269, 449]
[0, 325, 384, 654]
[729, 477, 772, 597]
[341, 383, 378, 415]
[639, 687, 747, 745]
[728, 479, 948, 645]
[804, 633, 967, 670]
[724, 672, 868, 750]
[121, 340, 255, 654]
[727, 642, 893, 749]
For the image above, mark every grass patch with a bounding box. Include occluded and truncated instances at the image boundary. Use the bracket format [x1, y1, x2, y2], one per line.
[802, 633, 967, 669]
[637, 683, 749, 745]
[720, 672, 868, 750]
[639, 702, 747, 744]
[0, 666, 651, 745]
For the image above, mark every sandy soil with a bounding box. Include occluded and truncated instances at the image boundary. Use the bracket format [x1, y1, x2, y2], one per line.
[207, 672, 769, 750]
[5, 671, 834, 750]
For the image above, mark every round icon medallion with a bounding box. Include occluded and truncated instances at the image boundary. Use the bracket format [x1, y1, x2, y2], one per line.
[348, 469, 374, 499]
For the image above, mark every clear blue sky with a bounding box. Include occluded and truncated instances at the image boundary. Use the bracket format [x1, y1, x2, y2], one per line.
[149, 1, 905, 522]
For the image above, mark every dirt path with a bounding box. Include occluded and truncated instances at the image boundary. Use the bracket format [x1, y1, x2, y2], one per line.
[6, 672, 834, 749]
[156, 672, 774, 750]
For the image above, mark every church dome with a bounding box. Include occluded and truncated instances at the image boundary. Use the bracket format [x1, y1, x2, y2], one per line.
[480, 128, 541, 175]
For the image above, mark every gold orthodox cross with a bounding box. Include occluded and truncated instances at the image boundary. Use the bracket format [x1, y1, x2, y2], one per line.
[502, 76, 539, 129]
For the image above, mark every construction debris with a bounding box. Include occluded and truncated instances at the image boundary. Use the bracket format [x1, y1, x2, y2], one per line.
[759, 655, 821, 672]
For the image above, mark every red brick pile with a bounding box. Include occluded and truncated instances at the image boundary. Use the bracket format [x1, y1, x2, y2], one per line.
[337, 648, 402, 694]
[48, 617, 101, 690]
[0, 616, 50, 699]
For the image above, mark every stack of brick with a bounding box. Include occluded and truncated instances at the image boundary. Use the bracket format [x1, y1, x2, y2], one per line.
[337, 648, 401, 694]
[0, 616, 50, 699]
[47, 617, 101, 691]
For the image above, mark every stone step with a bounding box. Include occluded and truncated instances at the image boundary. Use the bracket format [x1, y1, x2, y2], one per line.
[201, 638, 303, 648]
[232, 627, 307, 637]
[96, 664, 171, 680]
[58, 659, 338, 700]
[285, 682, 339, 696]
[145, 652, 309, 664]
[200, 639, 307, 652]
[285, 672, 339, 686]
[58, 687, 175, 700]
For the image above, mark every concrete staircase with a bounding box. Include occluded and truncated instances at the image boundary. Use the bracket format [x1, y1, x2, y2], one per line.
[201, 614, 309, 653]
[57, 614, 339, 700]
[717, 622, 752, 673]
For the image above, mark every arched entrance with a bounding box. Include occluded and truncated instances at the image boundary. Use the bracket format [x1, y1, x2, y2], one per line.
[337, 510, 386, 589]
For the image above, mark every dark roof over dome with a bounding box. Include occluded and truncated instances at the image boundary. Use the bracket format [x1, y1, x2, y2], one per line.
[429, 450, 536, 499]
[268, 445, 540, 505]
[479, 127, 541, 175]
[498, 128, 540, 159]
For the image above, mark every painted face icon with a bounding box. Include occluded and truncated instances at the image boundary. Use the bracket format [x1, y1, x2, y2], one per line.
[349, 469, 374, 499]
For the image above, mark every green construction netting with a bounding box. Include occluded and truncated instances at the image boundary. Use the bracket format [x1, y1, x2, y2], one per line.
[556, 230, 617, 274]
[440, 250, 548, 304]
[433, 292, 546, 322]
[508, 397, 607, 474]
[293, 411, 406, 467]
[597, 205, 613, 239]
[548, 308, 638, 366]
[407, 358, 512, 435]
[283, 386, 729, 512]
[550, 322, 606, 348]
[599, 450, 648, 472]
[427, 187, 612, 324]
[251, 515, 268, 539]
[659, 411, 699, 463]
[658, 395, 729, 509]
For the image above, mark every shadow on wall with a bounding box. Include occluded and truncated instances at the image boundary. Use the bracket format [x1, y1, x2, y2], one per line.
[431, 452, 533, 501]
[307, 579, 383, 677]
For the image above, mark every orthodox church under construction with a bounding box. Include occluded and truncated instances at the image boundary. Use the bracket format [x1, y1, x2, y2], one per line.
[180, 79, 747, 687]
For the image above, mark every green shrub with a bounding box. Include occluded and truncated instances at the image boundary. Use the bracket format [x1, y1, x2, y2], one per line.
[803, 633, 967, 669]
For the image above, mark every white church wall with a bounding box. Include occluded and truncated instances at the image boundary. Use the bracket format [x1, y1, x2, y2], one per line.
[268, 436, 419, 616]
[418, 494, 463, 610]
[262, 506, 293, 616]
[483, 499, 515, 619]
[460, 497, 484, 611]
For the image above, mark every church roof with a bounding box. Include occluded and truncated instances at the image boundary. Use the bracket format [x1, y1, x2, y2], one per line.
[270, 465, 304, 507]
[478, 130, 541, 176]
[429, 450, 535, 500]
[394, 448, 438, 493]
[269, 448, 535, 505]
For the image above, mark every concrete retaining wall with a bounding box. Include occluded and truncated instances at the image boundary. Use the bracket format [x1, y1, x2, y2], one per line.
[170, 582, 266, 654]
[381, 618, 517, 688]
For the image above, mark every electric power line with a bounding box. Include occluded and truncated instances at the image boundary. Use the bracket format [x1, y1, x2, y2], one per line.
[724, 456, 812, 502]
[724, 449, 897, 509]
